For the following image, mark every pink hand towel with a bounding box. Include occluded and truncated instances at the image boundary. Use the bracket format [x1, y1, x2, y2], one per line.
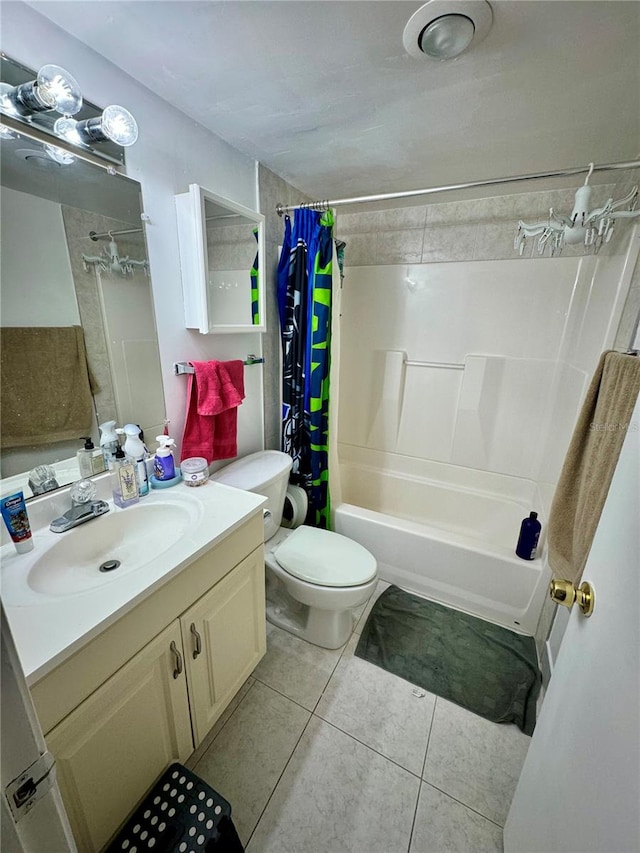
[180, 360, 245, 463]
[211, 360, 245, 460]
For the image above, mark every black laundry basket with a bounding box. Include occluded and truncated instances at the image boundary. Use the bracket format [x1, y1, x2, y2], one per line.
[105, 763, 244, 852]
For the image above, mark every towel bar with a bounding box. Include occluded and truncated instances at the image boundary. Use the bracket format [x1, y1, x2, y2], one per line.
[174, 357, 264, 375]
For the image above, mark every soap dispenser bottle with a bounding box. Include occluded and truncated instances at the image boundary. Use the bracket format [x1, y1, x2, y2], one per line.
[516, 511, 542, 560]
[77, 436, 106, 477]
[99, 420, 120, 467]
[154, 435, 176, 481]
[110, 445, 139, 508]
[123, 423, 149, 496]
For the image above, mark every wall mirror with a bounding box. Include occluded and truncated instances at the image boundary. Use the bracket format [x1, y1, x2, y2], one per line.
[175, 184, 266, 334]
[0, 125, 165, 498]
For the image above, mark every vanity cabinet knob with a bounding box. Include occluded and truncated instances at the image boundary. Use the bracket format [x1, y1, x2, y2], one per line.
[170, 640, 183, 679]
[190, 623, 202, 659]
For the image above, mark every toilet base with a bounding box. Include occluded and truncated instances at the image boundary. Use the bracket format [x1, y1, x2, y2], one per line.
[265, 598, 356, 650]
[265, 571, 358, 649]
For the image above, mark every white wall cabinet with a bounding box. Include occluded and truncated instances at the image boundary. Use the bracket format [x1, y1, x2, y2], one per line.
[31, 516, 265, 853]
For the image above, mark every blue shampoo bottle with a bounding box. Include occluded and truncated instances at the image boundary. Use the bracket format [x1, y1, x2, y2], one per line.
[516, 511, 541, 560]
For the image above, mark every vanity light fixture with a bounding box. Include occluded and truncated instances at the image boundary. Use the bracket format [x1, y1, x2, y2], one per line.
[55, 105, 138, 148]
[1, 54, 138, 164]
[403, 0, 493, 61]
[0, 64, 82, 117]
[515, 163, 640, 257]
[44, 143, 76, 165]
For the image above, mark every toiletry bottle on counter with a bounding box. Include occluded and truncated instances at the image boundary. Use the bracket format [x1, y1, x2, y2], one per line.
[123, 423, 149, 496]
[99, 420, 120, 467]
[154, 435, 176, 481]
[1, 491, 34, 553]
[516, 511, 541, 560]
[110, 445, 139, 508]
[77, 436, 106, 477]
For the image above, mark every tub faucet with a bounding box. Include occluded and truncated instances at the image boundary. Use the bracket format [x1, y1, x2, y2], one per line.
[50, 479, 110, 533]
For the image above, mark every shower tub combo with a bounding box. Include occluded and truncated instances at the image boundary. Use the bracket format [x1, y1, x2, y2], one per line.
[334, 447, 550, 635]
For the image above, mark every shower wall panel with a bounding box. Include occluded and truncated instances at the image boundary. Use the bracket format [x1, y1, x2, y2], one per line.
[338, 258, 582, 482]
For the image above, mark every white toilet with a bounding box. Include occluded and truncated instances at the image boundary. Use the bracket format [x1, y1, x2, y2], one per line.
[213, 450, 378, 649]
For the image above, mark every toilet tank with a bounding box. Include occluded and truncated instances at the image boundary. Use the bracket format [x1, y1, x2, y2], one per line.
[212, 450, 293, 540]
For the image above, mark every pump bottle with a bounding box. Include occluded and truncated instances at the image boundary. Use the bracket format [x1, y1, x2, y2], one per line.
[154, 435, 176, 481]
[122, 423, 149, 496]
[77, 436, 106, 477]
[110, 445, 139, 508]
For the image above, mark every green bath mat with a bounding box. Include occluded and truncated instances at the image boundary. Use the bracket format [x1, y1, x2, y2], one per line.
[355, 585, 541, 735]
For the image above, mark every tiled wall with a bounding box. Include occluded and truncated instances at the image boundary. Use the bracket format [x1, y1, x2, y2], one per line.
[335, 182, 630, 265]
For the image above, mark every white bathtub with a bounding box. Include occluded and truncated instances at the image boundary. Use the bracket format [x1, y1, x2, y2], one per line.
[334, 447, 550, 635]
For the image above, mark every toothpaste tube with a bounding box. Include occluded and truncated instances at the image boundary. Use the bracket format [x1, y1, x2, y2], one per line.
[1, 491, 34, 554]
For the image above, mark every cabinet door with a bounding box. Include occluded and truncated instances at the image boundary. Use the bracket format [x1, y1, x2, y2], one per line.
[182, 546, 266, 745]
[46, 621, 193, 853]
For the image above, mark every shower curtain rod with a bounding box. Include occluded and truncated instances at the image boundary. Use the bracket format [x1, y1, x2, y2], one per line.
[275, 159, 640, 216]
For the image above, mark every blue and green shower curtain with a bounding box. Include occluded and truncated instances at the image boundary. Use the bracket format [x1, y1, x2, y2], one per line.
[277, 208, 334, 528]
[250, 227, 260, 326]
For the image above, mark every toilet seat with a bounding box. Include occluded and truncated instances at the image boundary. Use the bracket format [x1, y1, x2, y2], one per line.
[273, 526, 377, 588]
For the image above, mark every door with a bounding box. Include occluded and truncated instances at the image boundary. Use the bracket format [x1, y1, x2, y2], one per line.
[181, 546, 266, 746]
[1, 605, 76, 852]
[504, 395, 640, 852]
[46, 620, 193, 853]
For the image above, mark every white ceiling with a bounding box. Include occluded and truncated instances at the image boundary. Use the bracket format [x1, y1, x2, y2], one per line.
[28, 1, 640, 200]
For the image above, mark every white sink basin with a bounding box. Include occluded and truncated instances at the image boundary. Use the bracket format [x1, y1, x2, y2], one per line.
[28, 501, 198, 597]
[2, 494, 205, 606]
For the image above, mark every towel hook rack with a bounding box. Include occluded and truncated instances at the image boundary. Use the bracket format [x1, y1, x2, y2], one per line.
[173, 356, 264, 375]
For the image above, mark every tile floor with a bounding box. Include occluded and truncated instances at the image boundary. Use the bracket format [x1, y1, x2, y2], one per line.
[187, 582, 531, 852]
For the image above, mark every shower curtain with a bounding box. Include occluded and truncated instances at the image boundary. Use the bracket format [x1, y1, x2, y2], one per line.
[251, 227, 260, 326]
[277, 208, 335, 528]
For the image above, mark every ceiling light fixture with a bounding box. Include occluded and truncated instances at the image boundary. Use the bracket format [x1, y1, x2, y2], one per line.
[55, 105, 138, 148]
[0, 64, 82, 117]
[403, 0, 493, 61]
[515, 164, 640, 257]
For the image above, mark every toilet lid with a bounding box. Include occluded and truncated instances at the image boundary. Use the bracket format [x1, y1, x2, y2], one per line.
[274, 526, 377, 587]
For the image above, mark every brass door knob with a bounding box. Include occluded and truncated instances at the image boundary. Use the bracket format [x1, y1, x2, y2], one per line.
[549, 579, 595, 617]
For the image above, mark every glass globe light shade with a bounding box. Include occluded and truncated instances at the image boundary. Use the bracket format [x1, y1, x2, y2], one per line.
[419, 14, 475, 60]
[36, 65, 83, 115]
[69, 105, 138, 147]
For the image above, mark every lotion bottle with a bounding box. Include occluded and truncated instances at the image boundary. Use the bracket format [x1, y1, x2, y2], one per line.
[110, 445, 139, 508]
[123, 423, 149, 496]
[77, 436, 106, 477]
[153, 435, 176, 481]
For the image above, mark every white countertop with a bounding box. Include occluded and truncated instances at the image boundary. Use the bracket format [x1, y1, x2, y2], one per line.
[1, 478, 265, 684]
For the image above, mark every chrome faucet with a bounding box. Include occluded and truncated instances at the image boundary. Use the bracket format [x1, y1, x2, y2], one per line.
[50, 479, 110, 533]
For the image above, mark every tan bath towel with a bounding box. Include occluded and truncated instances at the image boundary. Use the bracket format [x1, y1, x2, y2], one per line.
[1, 326, 95, 447]
[548, 350, 640, 584]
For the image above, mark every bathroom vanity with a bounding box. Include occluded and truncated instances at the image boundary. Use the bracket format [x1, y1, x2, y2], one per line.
[1, 481, 266, 852]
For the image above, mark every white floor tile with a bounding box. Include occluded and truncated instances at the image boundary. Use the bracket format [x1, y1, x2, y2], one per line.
[185, 677, 254, 770]
[316, 634, 435, 774]
[252, 622, 345, 710]
[247, 716, 420, 853]
[194, 680, 310, 845]
[410, 782, 503, 852]
[423, 698, 530, 826]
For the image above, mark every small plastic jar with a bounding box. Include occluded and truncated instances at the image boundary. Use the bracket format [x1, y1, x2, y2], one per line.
[181, 457, 209, 487]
